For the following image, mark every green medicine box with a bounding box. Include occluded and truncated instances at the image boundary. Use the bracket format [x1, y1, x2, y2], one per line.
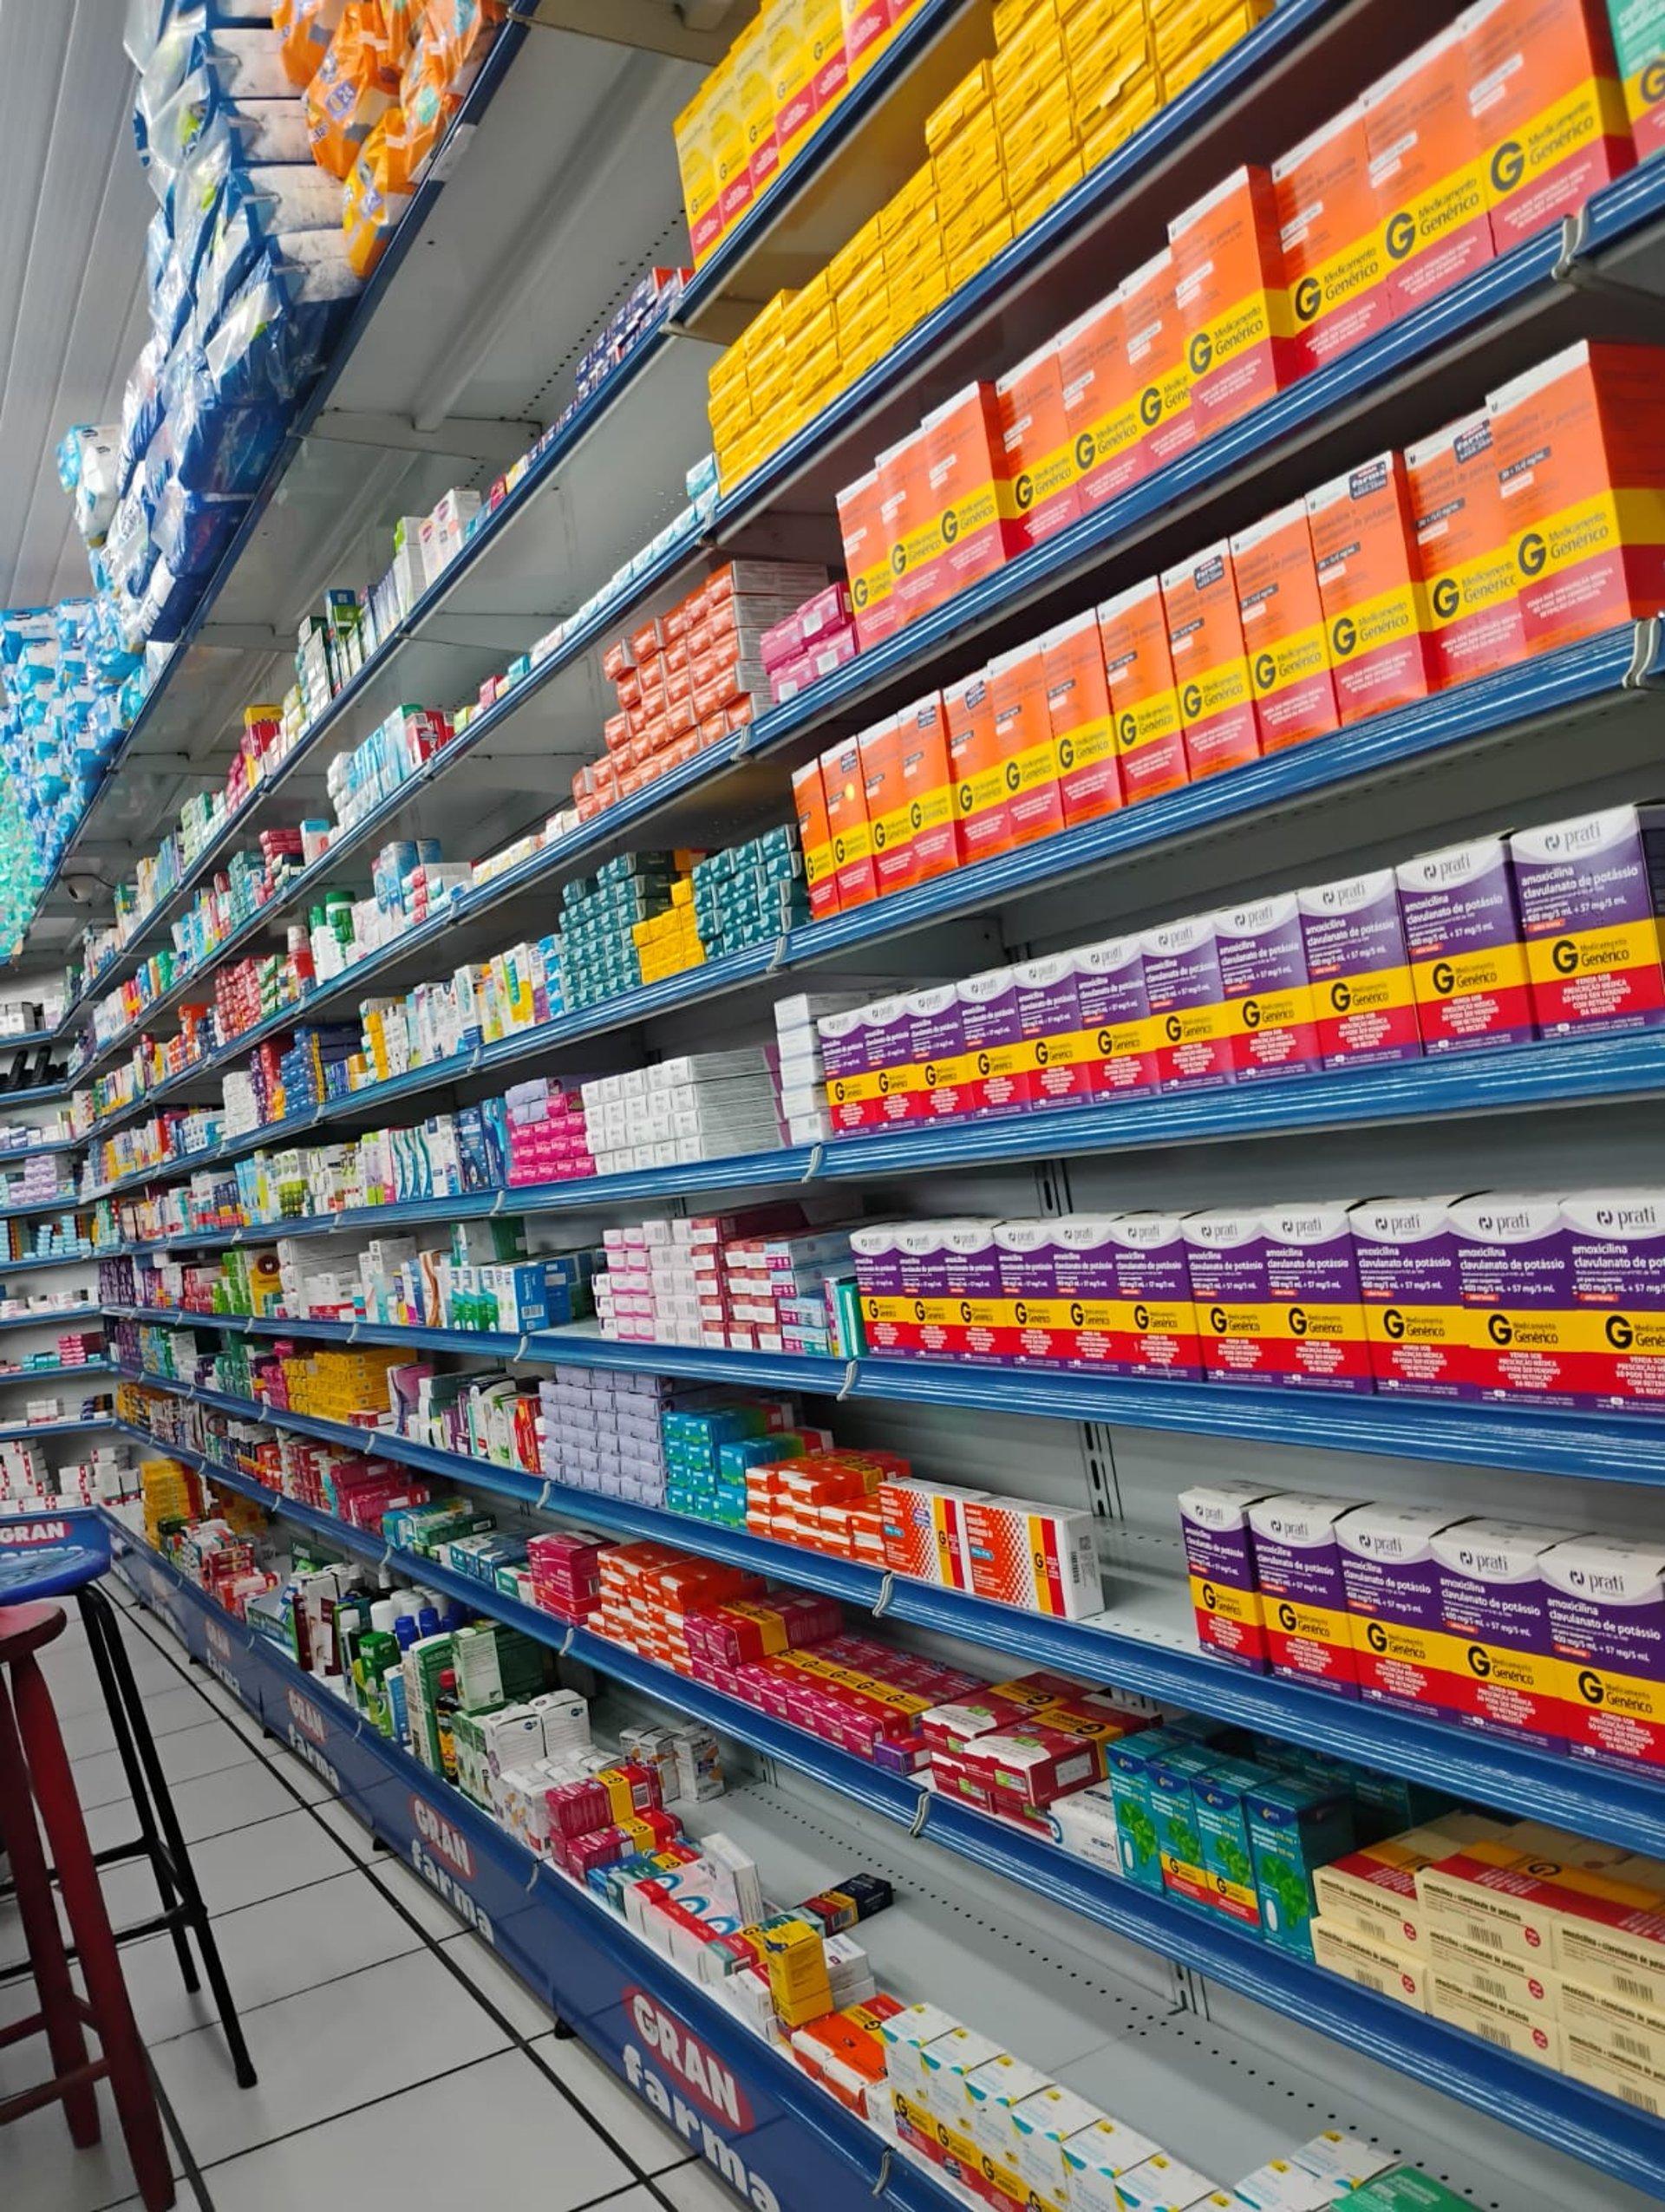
[1246, 1776, 1355, 1960]
[1344, 2171, 1474, 2212]
[1107, 1731, 1185, 1892]
[1146, 1744, 1219, 1911]
[1192, 1759, 1271, 1932]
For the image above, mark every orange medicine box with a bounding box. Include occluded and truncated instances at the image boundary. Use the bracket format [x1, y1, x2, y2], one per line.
[1361, 24, 1493, 316]
[1405, 409, 1525, 689]
[1488, 339, 1665, 654]
[792, 755, 839, 919]
[1058, 287, 1144, 516]
[919, 382, 1023, 614]
[1230, 499, 1340, 753]
[879, 425, 937, 628]
[1307, 452, 1440, 723]
[895, 690, 962, 882]
[1042, 609, 1123, 826]
[836, 468, 898, 649]
[1169, 166, 1297, 442]
[1461, 0, 1631, 251]
[944, 665, 1011, 863]
[1099, 577, 1189, 803]
[989, 640, 1064, 847]
[997, 339, 1082, 549]
[822, 736, 879, 908]
[1272, 102, 1393, 376]
[1161, 541, 1261, 780]
[860, 715, 914, 898]
[1118, 247, 1196, 482]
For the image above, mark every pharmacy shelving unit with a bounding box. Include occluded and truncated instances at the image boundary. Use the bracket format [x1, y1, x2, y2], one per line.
[7, 1, 1665, 2204]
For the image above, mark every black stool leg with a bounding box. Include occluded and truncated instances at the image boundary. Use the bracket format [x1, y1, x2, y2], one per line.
[78, 1591, 199, 1996]
[76, 1586, 258, 2089]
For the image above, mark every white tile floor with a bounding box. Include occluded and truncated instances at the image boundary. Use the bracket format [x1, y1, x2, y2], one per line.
[0, 1586, 751, 2212]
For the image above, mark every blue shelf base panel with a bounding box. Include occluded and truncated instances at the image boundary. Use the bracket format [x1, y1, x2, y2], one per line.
[108, 1277, 1665, 1485]
[102, 1508, 1665, 2203]
[111, 1409, 1665, 1866]
[0, 1362, 116, 1388]
[99, 1519, 967, 2212]
[76, 605, 1657, 1161]
[0, 1304, 103, 1333]
[0, 1419, 116, 1441]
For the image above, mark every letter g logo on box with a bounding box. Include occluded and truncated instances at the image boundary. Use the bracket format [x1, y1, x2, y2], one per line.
[1294, 276, 1321, 323]
[1518, 532, 1548, 579]
[1491, 140, 1525, 193]
[1385, 209, 1416, 260]
[1432, 577, 1460, 621]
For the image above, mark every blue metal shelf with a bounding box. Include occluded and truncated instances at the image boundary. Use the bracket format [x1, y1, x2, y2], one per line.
[0, 1419, 114, 1440]
[0, 1303, 102, 1333]
[99, 1494, 1665, 2201]
[108, 1396, 1665, 1862]
[0, 1361, 114, 1387]
[0, 1250, 94, 1277]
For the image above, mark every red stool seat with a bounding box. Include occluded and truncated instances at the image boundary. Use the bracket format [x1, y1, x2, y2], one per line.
[0, 1599, 174, 2209]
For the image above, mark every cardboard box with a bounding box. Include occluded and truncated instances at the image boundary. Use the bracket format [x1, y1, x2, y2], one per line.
[944, 664, 1009, 863]
[1510, 804, 1665, 1038]
[1431, 1515, 1579, 1747]
[1118, 246, 1196, 480]
[1560, 1185, 1665, 1412]
[1488, 339, 1665, 653]
[1250, 1493, 1362, 1693]
[1143, 914, 1234, 1088]
[1361, 25, 1493, 314]
[1428, 1968, 1562, 2065]
[1231, 499, 1340, 752]
[997, 338, 1082, 548]
[1312, 1917, 1429, 2008]
[1179, 1478, 1275, 1669]
[1351, 1194, 1474, 1397]
[1162, 541, 1260, 779]
[1342, 1504, 1468, 1711]
[895, 688, 963, 882]
[1307, 451, 1439, 723]
[1451, 1190, 1580, 1406]
[1405, 408, 1525, 690]
[1608, 0, 1665, 155]
[1396, 834, 1535, 1052]
[989, 638, 1064, 846]
[1297, 871, 1425, 1068]
[836, 468, 898, 649]
[1215, 894, 1322, 1081]
[1169, 165, 1296, 440]
[1542, 1532, 1665, 1766]
[792, 756, 839, 919]
[915, 382, 1022, 617]
[1058, 286, 1144, 515]
[1041, 609, 1121, 825]
[1461, 0, 1631, 251]
[1074, 936, 1159, 1098]
[1273, 102, 1391, 375]
[859, 714, 913, 899]
[822, 737, 878, 909]
[1248, 1774, 1355, 1958]
[1100, 576, 1189, 801]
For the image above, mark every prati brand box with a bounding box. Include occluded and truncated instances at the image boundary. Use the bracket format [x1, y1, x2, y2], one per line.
[1074, 933, 1159, 1097]
[1184, 1210, 1283, 1387]
[1118, 246, 1196, 481]
[1261, 1204, 1375, 1391]
[819, 1006, 882, 1132]
[1451, 1190, 1577, 1405]
[1272, 103, 1392, 376]
[956, 967, 1034, 1120]
[1489, 341, 1665, 653]
[994, 1219, 1068, 1366]
[1169, 166, 1296, 441]
[1230, 499, 1340, 754]
[1215, 895, 1322, 1083]
[1361, 25, 1493, 315]
[1431, 1515, 1580, 1749]
[1405, 410, 1525, 689]
[1249, 1492, 1362, 1693]
[1179, 1481, 1275, 1671]
[1100, 1212, 1206, 1381]
[1509, 804, 1665, 1039]
[1608, 0, 1665, 156]
[1542, 1533, 1665, 1767]
[1297, 870, 1425, 1068]
[1013, 954, 1093, 1111]
[1142, 914, 1235, 1090]
[1306, 452, 1439, 724]
[1561, 1187, 1665, 1412]
[1041, 609, 1122, 828]
[904, 984, 970, 1120]
[1161, 540, 1261, 780]
[1461, 0, 1631, 251]
[1340, 1504, 1469, 1713]
[1350, 1194, 1475, 1398]
[1395, 835, 1535, 1053]
[1099, 577, 1189, 803]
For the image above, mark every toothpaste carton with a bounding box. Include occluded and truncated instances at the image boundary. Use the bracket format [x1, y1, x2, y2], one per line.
[1274, 102, 1393, 375]
[1361, 24, 1493, 316]
[1162, 541, 1260, 780]
[1510, 805, 1665, 1039]
[1179, 1479, 1276, 1671]
[1100, 575, 1189, 803]
[1074, 934, 1158, 1097]
[1561, 1186, 1665, 1410]
[1538, 1530, 1662, 1769]
[1100, 1213, 1206, 1381]
[1460, 0, 1631, 251]
[1341, 1504, 1472, 1713]
[1215, 896, 1322, 1082]
[1489, 340, 1665, 652]
[1449, 1190, 1577, 1405]
[1169, 166, 1296, 440]
[1432, 1516, 1583, 1748]
[1296, 870, 1425, 1068]
[1117, 245, 1196, 483]
[1608, 0, 1665, 154]
[1395, 835, 1535, 1053]
[1405, 409, 1525, 689]
[1250, 1493, 1363, 1693]
[1307, 451, 1440, 723]
[1230, 499, 1340, 754]
[1041, 609, 1122, 827]
[1142, 914, 1235, 1090]
[1350, 1194, 1476, 1397]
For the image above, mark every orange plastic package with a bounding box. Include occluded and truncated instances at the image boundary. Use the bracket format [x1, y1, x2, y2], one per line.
[278, 0, 347, 90]
[343, 114, 411, 276]
[306, 3, 412, 180]
[398, 1, 504, 184]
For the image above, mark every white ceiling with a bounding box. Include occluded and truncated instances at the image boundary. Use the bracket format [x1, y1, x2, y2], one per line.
[0, 0, 150, 613]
